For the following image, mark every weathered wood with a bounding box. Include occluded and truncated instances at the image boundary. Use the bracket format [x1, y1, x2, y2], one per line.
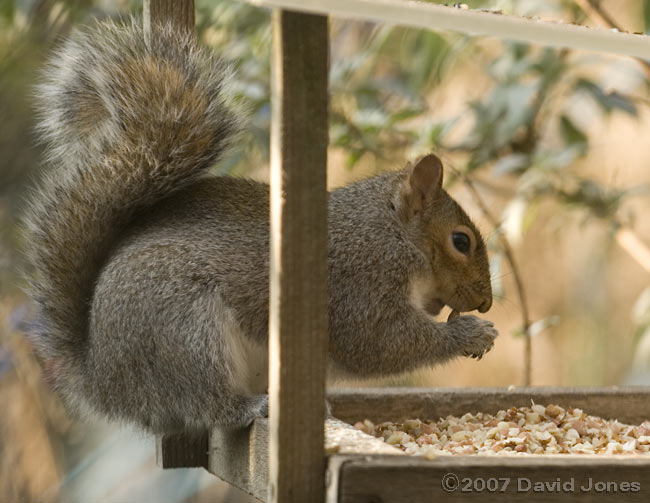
[268, 8, 329, 503]
[330, 454, 650, 502]
[144, 0, 195, 35]
[328, 386, 650, 425]
[156, 432, 209, 469]
[163, 387, 650, 500]
[209, 420, 269, 502]
[240, 0, 650, 60]
[207, 417, 394, 502]
[325, 418, 403, 456]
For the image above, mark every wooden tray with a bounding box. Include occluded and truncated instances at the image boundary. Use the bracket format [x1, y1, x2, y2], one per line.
[157, 386, 650, 502]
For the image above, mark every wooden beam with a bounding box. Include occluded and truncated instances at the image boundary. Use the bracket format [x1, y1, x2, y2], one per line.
[324, 417, 404, 456]
[156, 432, 209, 469]
[330, 454, 650, 502]
[161, 387, 650, 499]
[269, 8, 329, 503]
[327, 386, 650, 425]
[207, 418, 397, 502]
[209, 420, 269, 501]
[243, 0, 650, 59]
[144, 0, 195, 36]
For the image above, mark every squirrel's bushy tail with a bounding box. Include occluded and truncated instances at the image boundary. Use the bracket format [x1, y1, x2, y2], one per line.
[24, 19, 241, 393]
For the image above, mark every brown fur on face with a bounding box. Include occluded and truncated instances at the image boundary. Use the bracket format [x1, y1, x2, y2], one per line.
[398, 155, 492, 314]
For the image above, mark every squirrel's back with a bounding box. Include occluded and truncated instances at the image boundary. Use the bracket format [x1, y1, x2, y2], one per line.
[24, 18, 242, 409]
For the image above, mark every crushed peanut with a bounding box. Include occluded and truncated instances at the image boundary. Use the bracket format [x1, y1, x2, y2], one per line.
[354, 404, 650, 458]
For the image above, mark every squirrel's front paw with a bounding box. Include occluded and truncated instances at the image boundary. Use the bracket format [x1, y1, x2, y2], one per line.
[448, 315, 498, 360]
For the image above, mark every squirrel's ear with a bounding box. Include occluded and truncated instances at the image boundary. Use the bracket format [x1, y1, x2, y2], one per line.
[403, 154, 443, 216]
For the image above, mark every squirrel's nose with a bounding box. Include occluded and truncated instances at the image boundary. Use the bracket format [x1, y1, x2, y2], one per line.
[478, 298, 492, 313]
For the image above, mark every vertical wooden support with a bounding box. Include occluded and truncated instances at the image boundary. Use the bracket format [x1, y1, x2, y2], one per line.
[145, 0, 201, 472]
[269, 9, 329, 503]
[144, 0, 195, 36]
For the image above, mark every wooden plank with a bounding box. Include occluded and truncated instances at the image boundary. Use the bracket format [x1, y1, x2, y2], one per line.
[156, 432, 209, 469]
[330, 454, 650, 502]
[268, 9, 329, 503]
[242, 0, 650, 59]
[159, 388, 650, 468]
[328, 386, 650, 425]
[144, 0, 195, 35]
[207, 418, 395, 501]
[325, 418, 403, 456]
[209, 420, 269, 501]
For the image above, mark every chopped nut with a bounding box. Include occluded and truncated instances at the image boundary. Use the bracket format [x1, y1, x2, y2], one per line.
[358, 403, 650, 457]
[403, 419, 421, 430]
[451, 430, 471, 442]
[546, 404, 564, 417]
[526, 412, 541, 423]
[531, 404, 546, 416]
[420, 422, 434, 434]
[386, 431, 412, 445]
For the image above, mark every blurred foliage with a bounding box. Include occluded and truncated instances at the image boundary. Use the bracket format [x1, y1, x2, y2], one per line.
[1, 0, 650, 501]
[194, 0, 649, 349]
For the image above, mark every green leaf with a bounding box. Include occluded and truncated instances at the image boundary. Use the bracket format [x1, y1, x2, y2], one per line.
[537, 146, 581, 170]
[559, 115, 587, 150]
[0, 1, 13, 21]
[512, 316, 560, 338]
[602, 91, 638, 116]
[633, 286, 650, 325]
[387, 107, 423, 125]
[512, 327, 525, 338]
[529, 316, 560, 338]
[493, 153, 529, 176]
[576, 79, 637, 116]
[345, 150, 364, 170]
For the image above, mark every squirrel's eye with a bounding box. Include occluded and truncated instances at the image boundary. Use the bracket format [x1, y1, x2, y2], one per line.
[452, 232, 471, 254]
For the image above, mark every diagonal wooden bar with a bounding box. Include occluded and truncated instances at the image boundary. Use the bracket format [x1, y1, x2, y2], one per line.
[268, 9, 330, 503]
[244, 0, 650, 59]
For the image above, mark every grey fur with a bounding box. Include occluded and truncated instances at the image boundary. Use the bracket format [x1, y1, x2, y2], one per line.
[24, 19, 497, 434]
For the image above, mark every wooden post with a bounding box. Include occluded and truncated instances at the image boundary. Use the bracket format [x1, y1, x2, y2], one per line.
[145, 0, 201, 472]
[269, 9, 329, 503]
[144, 0, 195, 36]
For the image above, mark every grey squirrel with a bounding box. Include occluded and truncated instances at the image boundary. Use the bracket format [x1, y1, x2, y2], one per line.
[24, 18, 498, 434]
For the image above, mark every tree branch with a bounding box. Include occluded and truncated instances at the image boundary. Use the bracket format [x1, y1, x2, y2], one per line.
[461, 175, 533, 385]
[574, 0, 650, 80]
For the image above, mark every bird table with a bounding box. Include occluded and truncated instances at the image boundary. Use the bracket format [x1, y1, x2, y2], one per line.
[147, 0, 650, 501]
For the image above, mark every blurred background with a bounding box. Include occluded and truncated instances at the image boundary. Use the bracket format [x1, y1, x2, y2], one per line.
[2, 0, 650, 501]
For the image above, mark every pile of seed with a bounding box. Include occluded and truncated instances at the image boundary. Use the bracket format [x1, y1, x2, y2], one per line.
[354, 404, 650, 458]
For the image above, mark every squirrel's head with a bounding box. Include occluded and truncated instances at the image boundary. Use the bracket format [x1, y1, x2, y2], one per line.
[398, 154, 492, 316]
